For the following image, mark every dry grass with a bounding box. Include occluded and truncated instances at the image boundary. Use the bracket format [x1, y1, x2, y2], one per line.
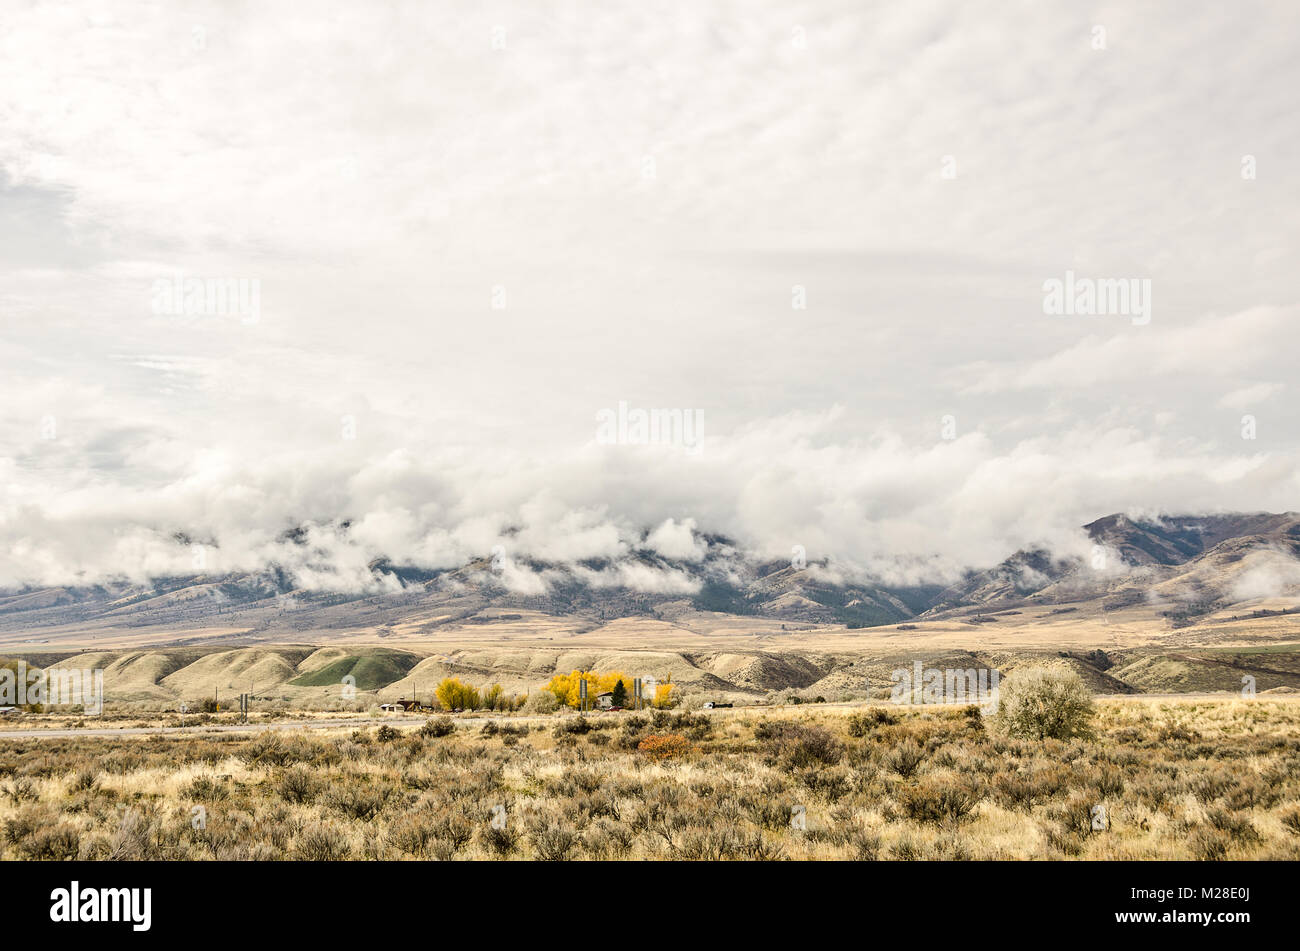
[2, 698, 1299, 860]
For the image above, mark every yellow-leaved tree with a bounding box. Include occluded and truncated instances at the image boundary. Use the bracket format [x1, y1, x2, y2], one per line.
[655, 680, 676, 711]
[544, 669, 634, 708]
[435, 677, 481, 711]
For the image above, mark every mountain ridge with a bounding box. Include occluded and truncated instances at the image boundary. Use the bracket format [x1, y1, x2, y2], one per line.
[3, 512, 1299, 640]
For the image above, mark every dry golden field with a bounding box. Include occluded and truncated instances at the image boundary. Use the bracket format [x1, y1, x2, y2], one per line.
[2, 697, 1299, 860]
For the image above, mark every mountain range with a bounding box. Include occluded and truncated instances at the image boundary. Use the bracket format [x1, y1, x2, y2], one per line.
[3, 512, 1299, 646]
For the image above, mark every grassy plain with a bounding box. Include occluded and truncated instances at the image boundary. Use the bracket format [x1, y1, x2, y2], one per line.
[3, 697, 1298, 860]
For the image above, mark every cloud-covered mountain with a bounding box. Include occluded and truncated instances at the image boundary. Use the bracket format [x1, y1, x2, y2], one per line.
[4, 513, 1299, 644]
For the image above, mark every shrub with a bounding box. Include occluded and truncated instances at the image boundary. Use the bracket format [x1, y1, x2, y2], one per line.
[882, 739, 925, 778]
[1047, 792, 1102, 837]
[991, 770, 1059, 811]
[521, 691, 560, 715]
[244, 732, 297, 767]
[991, 664, 1096, 741]
[1042, 824, 1084, 857]
[325, 784, 389, 821]
[1156, 719, 1201, 743]
[3, 811, 38, 847]
[375, 725, 400, 743]
[19, 825, 80, 861]
[896, 776, 982, 825]
[277, 765, 320, 804]
[419, 716, 455, 738]
[756, 722, 842, 768]
[637, 734, 692, 762]
[1134, 774, 1178, 811]
[745, 799, 792, 831]
[1190, 827, 1230, 861]
[529, 822, 577, 860]
[294, 823, 351, 861]
[890, 836, 924, 861]
[429, 806, 475, 851]
[479, 822, 521, 857]
[1189, 768, 1235, 804]
[1206, 808, 1260, 844]
[553, 716, 592, 737]
[669, 712, 714, 741]
[797, 766, 853, 801]
[108, 809, 153, 861]
[1223, 777, 1277, 811]
[847, 829, 881, 860]
[1087, 765, 1125, 798]
[385, 814, 435, 857]
[3, 778, 37, 803]
[184, 775, 228, 801]
[1280, 807, 1300, 837]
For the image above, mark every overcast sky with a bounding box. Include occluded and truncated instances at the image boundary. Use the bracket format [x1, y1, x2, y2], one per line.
[1, 0, 1298, 590]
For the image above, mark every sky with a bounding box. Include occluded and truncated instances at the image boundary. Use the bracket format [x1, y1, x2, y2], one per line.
[1, 0, 1298, 591]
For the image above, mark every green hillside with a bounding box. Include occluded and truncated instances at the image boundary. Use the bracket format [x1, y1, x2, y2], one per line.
[289, 648, 421, 690]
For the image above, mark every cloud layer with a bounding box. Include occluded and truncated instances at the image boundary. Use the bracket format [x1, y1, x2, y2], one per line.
[1, 1, 1298, 590]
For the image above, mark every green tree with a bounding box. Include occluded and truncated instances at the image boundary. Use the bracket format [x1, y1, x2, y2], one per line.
[611, 679, 628, 707]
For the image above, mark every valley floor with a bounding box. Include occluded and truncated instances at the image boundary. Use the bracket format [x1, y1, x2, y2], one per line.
[6, 604, 1300, 711]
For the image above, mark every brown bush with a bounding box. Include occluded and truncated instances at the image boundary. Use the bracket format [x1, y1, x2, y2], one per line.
[293, 823, 351, 860]
[637, 733, 692, 762]
[896, 776, 982, 825]
[882, 739, 925, 778]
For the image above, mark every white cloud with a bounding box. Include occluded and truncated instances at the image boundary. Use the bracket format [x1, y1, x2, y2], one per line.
[643, 518, 706, 562]
[963, 308, 1291, 394]
[1231, 549, 1300, 602]
[1219, 382, 1285, 410]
